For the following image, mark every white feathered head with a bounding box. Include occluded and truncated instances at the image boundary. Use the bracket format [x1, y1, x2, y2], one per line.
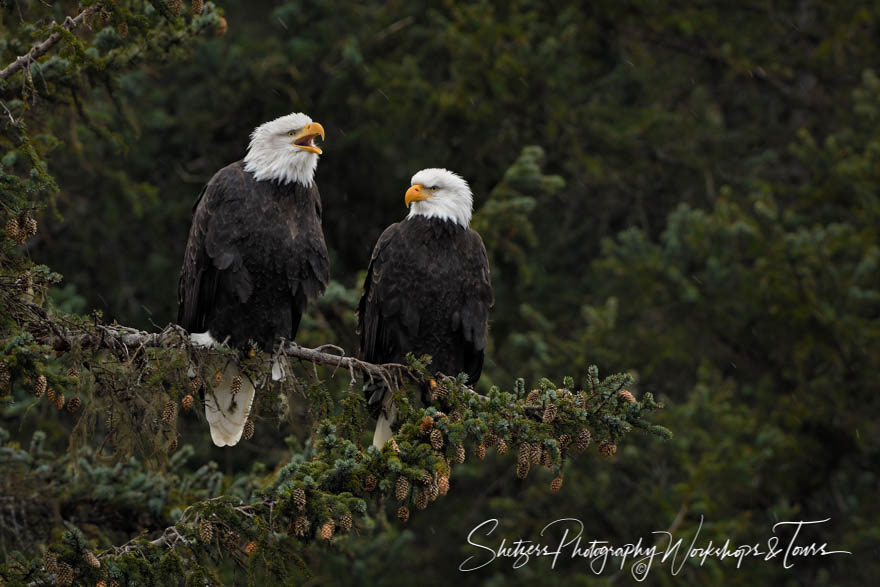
[405, 168, 473, 227]
[243, 112, 325, 186]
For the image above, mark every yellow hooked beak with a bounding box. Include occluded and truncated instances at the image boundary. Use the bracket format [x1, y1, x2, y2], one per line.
[405, 184, 433, 207]
[291, 122, 325, 154]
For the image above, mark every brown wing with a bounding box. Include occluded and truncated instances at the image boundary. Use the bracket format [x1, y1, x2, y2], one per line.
[177, 163, 254, 335]
[357, 220, 493, 385]
[456, 228, 493, 383]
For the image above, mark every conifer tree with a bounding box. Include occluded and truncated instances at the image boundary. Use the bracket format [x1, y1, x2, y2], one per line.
[0, 6, 669, 584]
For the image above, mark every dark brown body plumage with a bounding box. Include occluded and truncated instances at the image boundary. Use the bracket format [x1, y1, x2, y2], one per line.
[358, 215, 493, 391]
[178, 161, 329, 350]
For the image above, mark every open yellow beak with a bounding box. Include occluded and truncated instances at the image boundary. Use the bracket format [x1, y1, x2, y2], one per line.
[291, 122, 325, 154]
[405, 184, 433, 207]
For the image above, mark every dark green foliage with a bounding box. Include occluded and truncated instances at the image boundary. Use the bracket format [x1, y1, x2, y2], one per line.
[3, 343, 656, 584]
[3, 0, 880, 585]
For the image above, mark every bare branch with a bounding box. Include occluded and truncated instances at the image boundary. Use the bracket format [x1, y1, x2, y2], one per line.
[0, 4, 102, 81]
[0, 100, 16, 123]
[14, 297, 415, 387]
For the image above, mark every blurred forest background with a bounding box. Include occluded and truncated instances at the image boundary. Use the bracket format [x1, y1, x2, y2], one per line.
[2, 0, 879, 585]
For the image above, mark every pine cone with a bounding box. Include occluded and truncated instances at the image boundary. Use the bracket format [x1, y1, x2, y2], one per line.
[437, 475, 449, 496]
[530, 443, 541, 465]
[619, 390, 636, 403]
[436, 382, 449, 401]
[293, 516, 309, 537]
[216, 16, 228, 36]
[244, 540, 257, 556]
[190, 375, 202, 392]
[191, 0, 204, 15]
[182, 394, 194, 411]
[5, 560, 25, 576]
[168, 437, 179, 452]
[389, 437, 401, 454]
[550, 476, 563, 494]
[598, 441, 617, 457]
[485, 432, 498, 447]
[395, 476, 410, 501]
[558, 434, 572, 449]
[575, 392, 587, 408]
[415, 489, 429, 510]
[542, 402, 558, 424]
[516, 460, 530, 479]
[199, 520, 213, 542]
[230, 375, 242, 396]
[419, 415, 434, 435]
[46, 386, 55, 404]
[66, 366, 79, 378]
[162, 400, 177, 423]
[34, 374, 47, 398]
[455, 444, 466, 464]
[339, 512, 353, 532]
[117, 21, 128, 38]
[222, 530, 240, 551]
[363, 474, 377, 492]
[66, 396, 81, 413]
[427, 480, 439, 502]
[4, 217, 20, 242]
[320, 521, 334, 541]
[430, 428, 443, 451]
[43, 551, 58, 575]
[397, 505, 409, 523]
[56, 562, 74, 586]
[541, 446, 553, 468]
[243, 418, 255, 440]
[526, 389, 540, 405]
[517, 443, 531, 467]
[448, 408, 462, 424]
[0, 362, 9, 393]
[293, 487, 306, 511]
[475, 442, 486, 460]
[575, 428, 591, 451]
[496, 438, 508, 455]
[168, 0, 183, 15]
[84, 551, 101, 568]
[97, 581, 107, 587]
[54, 391, 65, 410]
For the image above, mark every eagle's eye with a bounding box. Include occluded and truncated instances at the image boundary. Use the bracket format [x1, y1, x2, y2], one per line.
[429, 185, 439, 190]
[287, 130, 296, 137]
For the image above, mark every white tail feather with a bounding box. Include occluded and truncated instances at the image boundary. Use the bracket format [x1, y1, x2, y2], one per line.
[204, 362, 255, 447]
[371, 388, 397, 449]
[191, 331, 218, 348]
[271, 358, 285, 381]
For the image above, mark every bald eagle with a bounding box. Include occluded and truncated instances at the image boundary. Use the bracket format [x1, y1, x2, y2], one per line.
[178, 112, 329, 447]
[358, 168, 493, 447]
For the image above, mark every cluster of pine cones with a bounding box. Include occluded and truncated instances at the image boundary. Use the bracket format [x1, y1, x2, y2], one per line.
[4, 213, 37, 245]
[30, 372, 83, 413]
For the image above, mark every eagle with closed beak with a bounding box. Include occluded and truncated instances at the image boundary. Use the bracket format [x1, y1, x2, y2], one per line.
[358, 168, 493, 448]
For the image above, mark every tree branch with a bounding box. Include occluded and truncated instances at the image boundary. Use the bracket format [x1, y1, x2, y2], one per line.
[0, 4, 102, 81]
[15, 296, 413, 387]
